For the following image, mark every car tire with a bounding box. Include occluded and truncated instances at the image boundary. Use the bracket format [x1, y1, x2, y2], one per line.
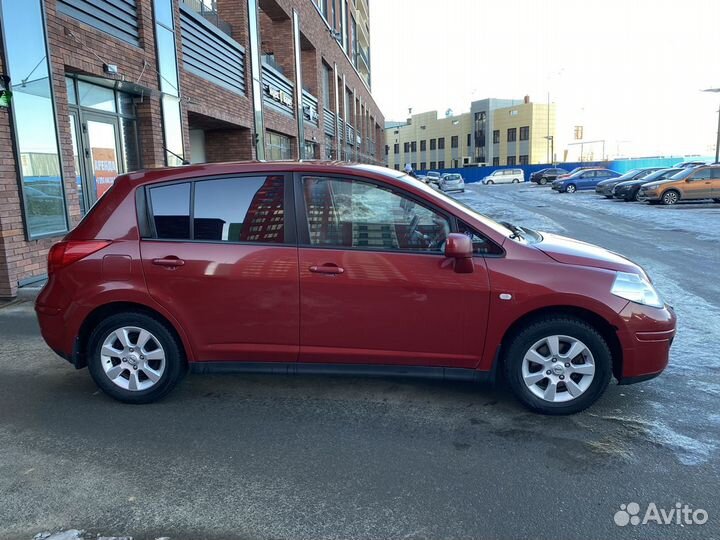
[512, 178, 520, 184]
[503, 317, 612, 415]
[539, 178, 547, 185]
[87, 312, 187, 404]
[662, 190, 680, 205]
[713, 198, 720, 203]
[565, 184, 577, 193]
[487, 180, 494, 185]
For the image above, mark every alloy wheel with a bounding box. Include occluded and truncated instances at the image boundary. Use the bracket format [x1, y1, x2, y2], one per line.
[662, 191, 678, 205]
[521, 335, 595, 403]
[100, 326, 166, 391]
[566, 184, 576, 193]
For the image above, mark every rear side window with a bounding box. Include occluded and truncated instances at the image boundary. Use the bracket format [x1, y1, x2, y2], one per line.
[149, 183, 191, 240]
[193, 176, 284, 243]
[147, 175, 285, 243]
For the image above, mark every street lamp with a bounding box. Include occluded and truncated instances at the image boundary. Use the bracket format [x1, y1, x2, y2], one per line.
[702, 88, 720, 163]
[544, 135, 554, 165]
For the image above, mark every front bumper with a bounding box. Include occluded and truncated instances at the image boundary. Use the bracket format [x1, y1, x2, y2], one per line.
[616, 302, 676, 383]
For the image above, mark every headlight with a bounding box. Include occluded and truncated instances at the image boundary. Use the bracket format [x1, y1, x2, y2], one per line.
[611, 272, 664, 308]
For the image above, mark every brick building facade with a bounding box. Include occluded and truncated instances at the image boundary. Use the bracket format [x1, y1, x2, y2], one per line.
[0, 0, 383, 298]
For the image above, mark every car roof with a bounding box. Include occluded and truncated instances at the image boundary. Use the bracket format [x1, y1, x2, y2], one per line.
[120, 161, 405, 186]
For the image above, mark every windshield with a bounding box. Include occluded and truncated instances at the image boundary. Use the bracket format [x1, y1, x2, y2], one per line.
[669, 168, 697, 180]
[427, 172, 441, 178]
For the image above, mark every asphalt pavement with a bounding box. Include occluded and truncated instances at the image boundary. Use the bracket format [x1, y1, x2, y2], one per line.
[1, 184, 719, 540]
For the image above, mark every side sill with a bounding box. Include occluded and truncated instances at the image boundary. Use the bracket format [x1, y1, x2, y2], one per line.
[189, 362, 494, 383]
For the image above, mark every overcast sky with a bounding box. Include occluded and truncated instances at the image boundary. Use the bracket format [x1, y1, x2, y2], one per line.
[370, 0, 720, 159]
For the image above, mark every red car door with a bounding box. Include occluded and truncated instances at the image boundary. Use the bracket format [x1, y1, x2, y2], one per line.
[140, 174, 299, 363]
[295, 173, 491, 368]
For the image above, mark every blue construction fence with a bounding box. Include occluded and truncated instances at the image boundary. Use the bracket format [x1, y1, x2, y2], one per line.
[417, 157, 704, 183]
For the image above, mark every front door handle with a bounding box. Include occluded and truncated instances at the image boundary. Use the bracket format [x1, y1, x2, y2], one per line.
[152, 256, 185, 268]
[309, 263, 344, 275]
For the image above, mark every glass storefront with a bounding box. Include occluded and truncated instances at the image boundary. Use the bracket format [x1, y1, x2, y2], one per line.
[153, 0, 185, 166]
[0, 0, 68, 238]
[66, 77, 140, 213]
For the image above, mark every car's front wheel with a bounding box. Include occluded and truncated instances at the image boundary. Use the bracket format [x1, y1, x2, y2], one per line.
[486, 180, 494, 185]
[662, 190, 680, 205]
[565, 184, 577, 193]
[539, 178, 547, 185]
[87, 312, 187, 403]
[503, 317, 612, 415]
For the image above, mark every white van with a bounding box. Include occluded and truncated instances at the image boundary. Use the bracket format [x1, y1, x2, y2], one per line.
[481, 169, 525, 184]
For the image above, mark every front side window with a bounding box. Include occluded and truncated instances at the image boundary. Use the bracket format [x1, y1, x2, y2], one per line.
[301, 176, 450, 252]
[193, 176, 285, 243]
[457, 221, 504, 256]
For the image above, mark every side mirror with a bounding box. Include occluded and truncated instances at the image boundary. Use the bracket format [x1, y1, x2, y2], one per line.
[444, 233, 474, 273]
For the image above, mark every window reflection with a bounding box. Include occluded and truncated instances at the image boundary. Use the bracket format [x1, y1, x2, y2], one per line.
[1, 0, 68, 237]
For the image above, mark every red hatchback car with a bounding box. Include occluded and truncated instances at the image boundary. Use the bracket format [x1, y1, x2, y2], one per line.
[36, 162, 676, 414]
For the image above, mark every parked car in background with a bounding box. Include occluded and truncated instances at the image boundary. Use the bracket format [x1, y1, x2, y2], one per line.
[530, 168, 569, 185]
[439, 173, 465, 192]
[482, 168, 525, 184]
[638, 164, 720, 205]
[556, 166, 594, 180]
[613, 168, 683, 201]
[674, 161, 706, 169]
[35, 161, 676, 415]
[552, 168, 620, 193]
[595, 168, 664, 198]
[425, 171, 442, 187]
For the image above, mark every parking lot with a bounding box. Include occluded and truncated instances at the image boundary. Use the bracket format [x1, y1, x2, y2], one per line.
[1, 183, 719, 540]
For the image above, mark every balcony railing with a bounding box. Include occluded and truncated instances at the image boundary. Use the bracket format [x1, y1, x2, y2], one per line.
[181, 0, 232, 35]
[262, 62, 294, 117]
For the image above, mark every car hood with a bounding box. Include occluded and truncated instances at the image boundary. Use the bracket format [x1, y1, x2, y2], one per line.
[641, 178, 679, 190]
[534, 232, 640, 273]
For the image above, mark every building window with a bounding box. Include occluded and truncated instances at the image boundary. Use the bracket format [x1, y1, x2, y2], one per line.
[322, 62, 332, 109]
[430, 161, 436, 169]
[430, 139, 436, 150]
[507, 128, 517, 142]
[492, 157, 499, 166]
[438, 160, 445, 169]
[403, 142, 410, 153]
[420, 140, 426, 151]
[507, 156, 516, 166]
[519, 155, 529, 165]
[325, 135, 335, 159]
[420, 162, 426, 170]
[305, 141, 319, 159]
[492, 130, 500, 144]
[451, 136, 459, 148]
[267, 131, 293, 160]
[384, 145, 389, 156]
[438, 137, 445, 150]
[394, 164, 400, 170]
[1, 0, 68, 238]
[410, 141, 417, 152]
[411, 163, 417, 170]
[394, 143, 399, 154]
[519, 126, 529, 141]
[467, 133, 471, 146]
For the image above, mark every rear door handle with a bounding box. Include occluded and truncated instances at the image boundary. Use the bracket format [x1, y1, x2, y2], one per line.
[309, 263, 344, 275]
[152, 256, 185, 268]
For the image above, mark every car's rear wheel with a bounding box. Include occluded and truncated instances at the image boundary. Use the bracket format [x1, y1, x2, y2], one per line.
[565, 184, 577, 193]
[512, 178, 520, 183]
[503, 317, 612, 415]
[87, 312, 186, 403]
[662, 190, 680, 205]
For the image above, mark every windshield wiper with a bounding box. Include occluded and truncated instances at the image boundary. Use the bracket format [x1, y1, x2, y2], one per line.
[500, 221, 525, 240]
